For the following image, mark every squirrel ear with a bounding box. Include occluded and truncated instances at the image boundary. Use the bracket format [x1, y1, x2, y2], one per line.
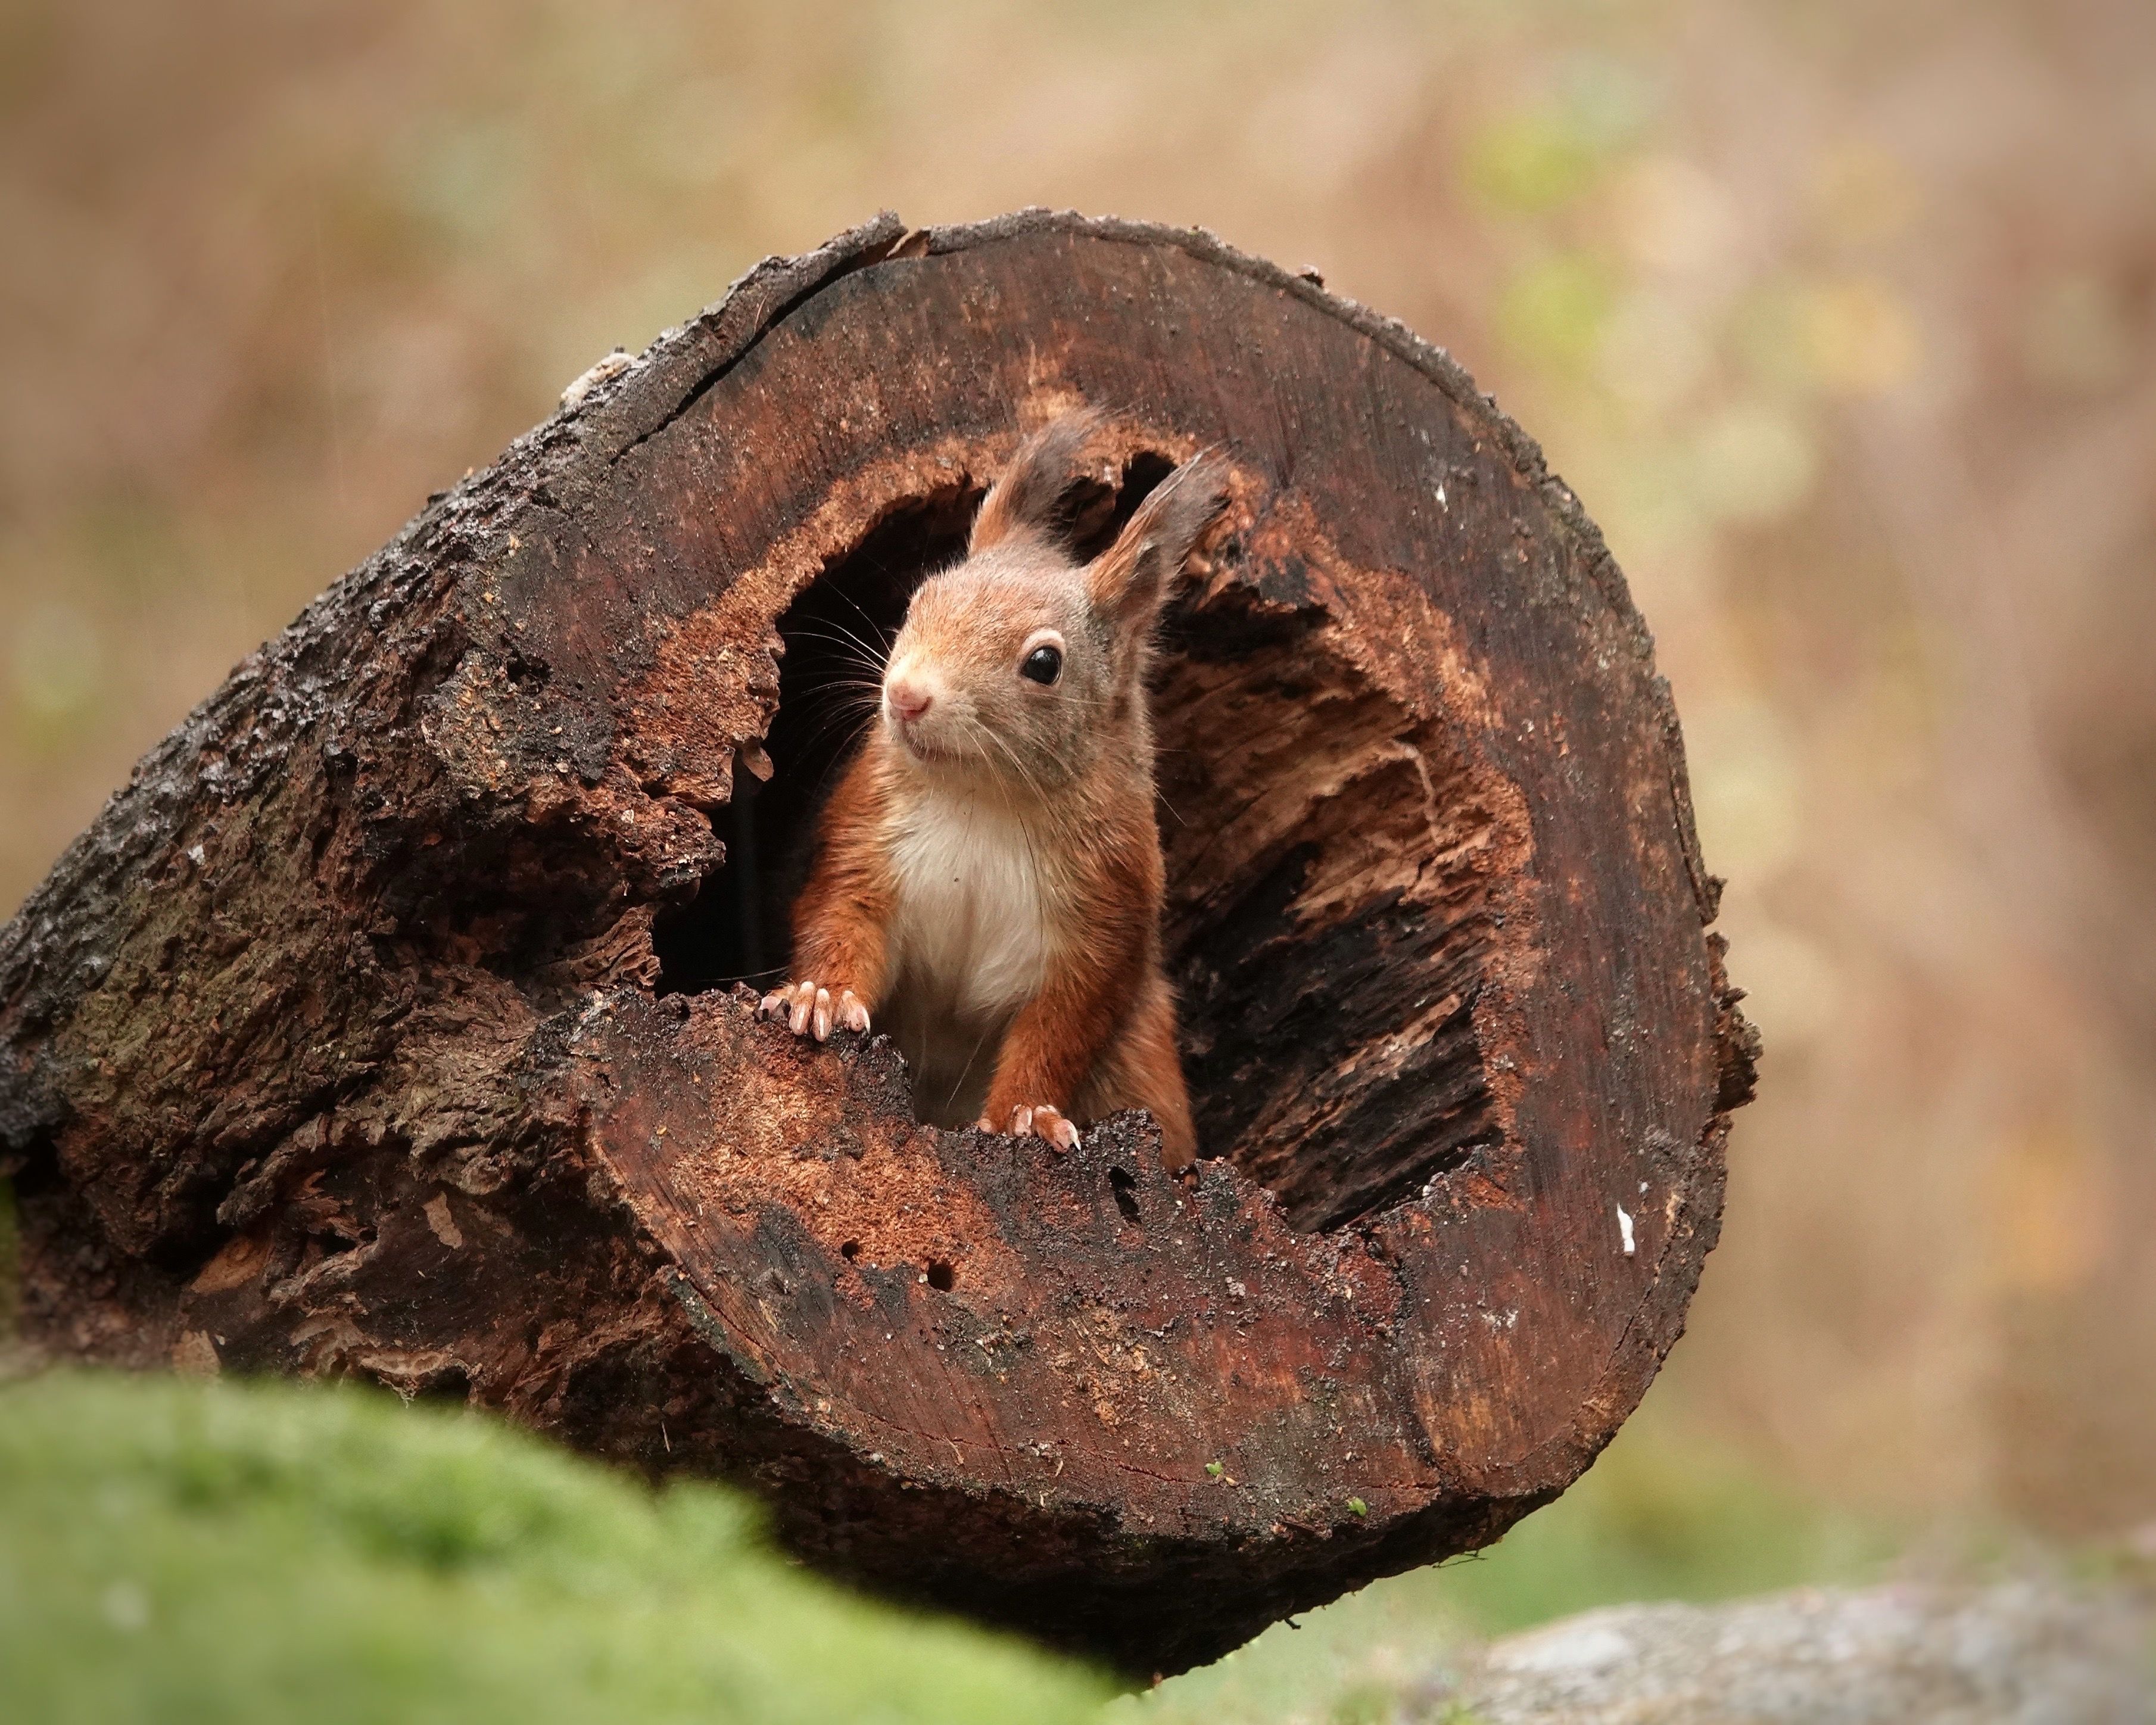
[970, 409, 1108, 553]
[1085, 452, 1229, 635]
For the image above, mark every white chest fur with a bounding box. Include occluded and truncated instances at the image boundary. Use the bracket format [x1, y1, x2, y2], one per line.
[886, 792, 1049, 1020]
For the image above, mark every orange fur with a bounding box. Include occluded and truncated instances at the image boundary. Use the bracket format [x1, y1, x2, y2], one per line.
[765, 413, 1222, 1171]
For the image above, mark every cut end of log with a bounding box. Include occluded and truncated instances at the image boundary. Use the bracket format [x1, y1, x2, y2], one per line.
[0, 210, 1754, 1677]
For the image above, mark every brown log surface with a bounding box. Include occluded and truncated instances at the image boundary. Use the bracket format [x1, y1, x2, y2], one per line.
[0, 210, 1757, 1676]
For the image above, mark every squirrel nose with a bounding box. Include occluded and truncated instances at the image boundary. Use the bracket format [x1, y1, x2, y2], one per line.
[887, 680, 933, 723]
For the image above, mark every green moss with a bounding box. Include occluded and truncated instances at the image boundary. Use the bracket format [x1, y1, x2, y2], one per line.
[0, 1371, 1108, 1725]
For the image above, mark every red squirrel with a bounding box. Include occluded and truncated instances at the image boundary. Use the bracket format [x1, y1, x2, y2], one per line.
[760, 412, 1225, 1171]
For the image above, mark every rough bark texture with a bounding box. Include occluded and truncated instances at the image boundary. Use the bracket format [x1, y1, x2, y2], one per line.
[0, 210, 1757, 1677]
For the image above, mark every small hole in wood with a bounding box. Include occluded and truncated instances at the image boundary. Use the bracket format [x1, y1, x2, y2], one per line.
[416, 1364, 473, 1406]
[314, 1225, 371, 1260]
[926, 1259, 957, 1292]
[840, 1240, 861, 1261]
[1108, 1167, 1141, 1225]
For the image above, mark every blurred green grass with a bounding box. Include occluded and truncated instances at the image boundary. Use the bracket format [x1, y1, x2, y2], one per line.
[0, 1370, 1110, 1725]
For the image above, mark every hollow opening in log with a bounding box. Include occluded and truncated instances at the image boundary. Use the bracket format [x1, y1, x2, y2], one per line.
[650, 453, 1509, 1234]
[656, 483, 986, 994]
[1151, 591, 1506, 1231]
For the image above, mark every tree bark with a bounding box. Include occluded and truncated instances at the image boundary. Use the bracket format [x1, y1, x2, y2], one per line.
[0, 210, 1757, 1677]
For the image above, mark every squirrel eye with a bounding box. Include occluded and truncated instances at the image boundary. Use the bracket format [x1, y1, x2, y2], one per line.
[1020, 643, 1063, 686]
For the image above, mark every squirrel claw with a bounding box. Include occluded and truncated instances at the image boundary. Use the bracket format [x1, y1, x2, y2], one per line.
[979, 1103, 1080, 1152]
[759, 981, 871, 1042]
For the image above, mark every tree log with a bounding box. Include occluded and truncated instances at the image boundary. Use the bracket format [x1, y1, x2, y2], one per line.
[0, 210, 1758, 1677]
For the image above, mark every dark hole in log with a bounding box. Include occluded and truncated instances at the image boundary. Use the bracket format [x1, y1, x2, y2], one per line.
[418, 1365, 473, 1406]
[314, 1225, 370, 1260]
[653, 485, 980, 995]
[651, 453, 1504, 1234]
[1108, 1166, 1141, 1224]
[840, 1239, 861, 1260]
[1152, 589, 1504, 1231]
[926, 1259, 957, 1292]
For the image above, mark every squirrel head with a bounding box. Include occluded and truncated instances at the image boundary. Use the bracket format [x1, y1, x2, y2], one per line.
[880, 411, 1227, 796]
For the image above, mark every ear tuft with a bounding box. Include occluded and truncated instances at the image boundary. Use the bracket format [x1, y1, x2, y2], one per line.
[1085, 451, 1230, 634]
[970, 408, 1110, 553]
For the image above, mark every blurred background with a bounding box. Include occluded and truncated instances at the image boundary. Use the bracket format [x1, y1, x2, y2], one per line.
[3, 0, 2153, 1658]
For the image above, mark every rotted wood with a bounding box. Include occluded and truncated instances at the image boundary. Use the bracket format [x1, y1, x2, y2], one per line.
[0, 210, 1758, 1677]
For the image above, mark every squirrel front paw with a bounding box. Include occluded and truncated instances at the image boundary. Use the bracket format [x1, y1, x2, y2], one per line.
[759, 980, 871, 1042]
[979, 1103, 1081, 1152]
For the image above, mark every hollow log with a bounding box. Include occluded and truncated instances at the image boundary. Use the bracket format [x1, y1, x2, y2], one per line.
[0, 210, 1757, 1677]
